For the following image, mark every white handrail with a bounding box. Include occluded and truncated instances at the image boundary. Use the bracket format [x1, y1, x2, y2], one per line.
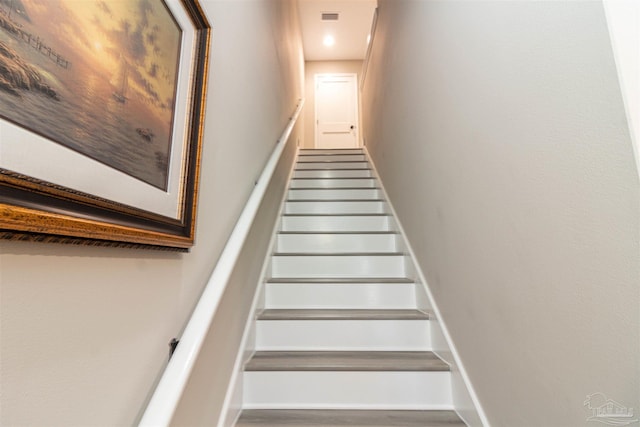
[138, 99, 304, 427]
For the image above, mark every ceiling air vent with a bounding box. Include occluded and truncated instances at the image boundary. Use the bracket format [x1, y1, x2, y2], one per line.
[321, 12, 339, 21]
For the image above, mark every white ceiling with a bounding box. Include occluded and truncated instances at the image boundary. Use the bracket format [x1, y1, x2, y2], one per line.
[298, 0, 377, 61]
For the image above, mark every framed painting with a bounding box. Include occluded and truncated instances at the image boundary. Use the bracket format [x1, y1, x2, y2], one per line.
[0, 0, 210, 250]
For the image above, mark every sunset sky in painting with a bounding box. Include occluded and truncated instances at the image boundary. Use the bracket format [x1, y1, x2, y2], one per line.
[20, 0, 181, 116]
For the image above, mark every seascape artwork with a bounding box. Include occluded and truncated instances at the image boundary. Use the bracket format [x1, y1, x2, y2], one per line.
[0, 0, 182, 190]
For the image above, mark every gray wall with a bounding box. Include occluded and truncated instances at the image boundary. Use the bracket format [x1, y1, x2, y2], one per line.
[362, 1, 639, 425]
[0, 1, 304, 425]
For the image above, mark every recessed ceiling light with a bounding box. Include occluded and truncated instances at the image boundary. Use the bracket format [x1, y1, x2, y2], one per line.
[323, 35, 335, 47]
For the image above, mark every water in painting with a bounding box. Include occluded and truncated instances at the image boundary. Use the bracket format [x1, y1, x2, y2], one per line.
[0, 0, 182, 190]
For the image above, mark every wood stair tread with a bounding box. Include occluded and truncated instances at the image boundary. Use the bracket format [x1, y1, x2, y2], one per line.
[282, 213, 391, 217]
[235, 409, 465, 427]
[278, 231, 399, 235]
[289, 187, 381, 190]
[266, 277, 415, 284]
[297, 160, 369, 163]
[286, 199, 384, 204]
[257, 309, 430, 321]
[298, 151, 365, 154]
[244, 351, 449, 372]
[272, 252, 405, 256]
[291, 177, 374, 180]
[299, 149, 364, 151]
[294, 168, 372, 171]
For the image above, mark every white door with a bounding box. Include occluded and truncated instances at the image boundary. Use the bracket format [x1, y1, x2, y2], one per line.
[315, 73, 359, 149]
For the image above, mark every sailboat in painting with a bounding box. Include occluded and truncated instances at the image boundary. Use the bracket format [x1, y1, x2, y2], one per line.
[112, 55, 128, 104]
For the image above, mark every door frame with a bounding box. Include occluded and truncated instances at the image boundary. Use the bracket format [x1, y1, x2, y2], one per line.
[314, 73, 360, 149]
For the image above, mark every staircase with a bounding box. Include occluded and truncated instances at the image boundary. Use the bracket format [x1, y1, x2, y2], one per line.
[235, 148, 466, 426]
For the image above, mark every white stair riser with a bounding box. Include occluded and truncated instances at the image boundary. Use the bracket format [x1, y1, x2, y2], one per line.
[290, 178, 378, 189]
[297, 154, 366, 162]
[294, 169, 373, 179]
[255, 320, 431, 351]
[288, 188, 382, 200]
[296, 162, 369, 170]
[299, 149, 363, 155]
[276, 233, 397, 253]
[271, 255, 406, 278]
[265, 283, 417, 309]
[243, 371, 453, 409]
[284, 201, 387, 215]
[280, 216, 392, 232]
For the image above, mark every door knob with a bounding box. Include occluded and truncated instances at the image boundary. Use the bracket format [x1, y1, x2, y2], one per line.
[350, 125, 355, 129]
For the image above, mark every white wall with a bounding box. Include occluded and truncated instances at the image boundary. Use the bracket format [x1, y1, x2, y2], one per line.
[0, 1, 304, 425]
[604, 0, 640, 179]
[362, 1, 639, 426]
[302, 60, 363, 148]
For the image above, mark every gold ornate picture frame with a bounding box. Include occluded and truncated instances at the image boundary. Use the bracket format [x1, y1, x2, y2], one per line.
[0, 0, 210, 251]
